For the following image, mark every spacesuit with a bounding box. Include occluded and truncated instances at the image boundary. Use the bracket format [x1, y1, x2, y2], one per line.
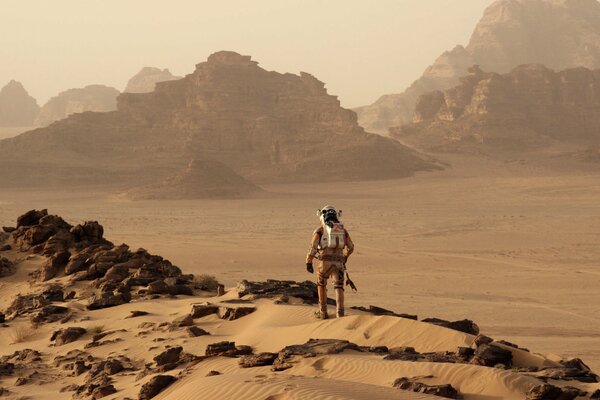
[306, 205, 354, 319]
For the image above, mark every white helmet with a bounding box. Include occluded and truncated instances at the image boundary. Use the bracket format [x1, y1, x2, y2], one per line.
[317, 205, 342, 225]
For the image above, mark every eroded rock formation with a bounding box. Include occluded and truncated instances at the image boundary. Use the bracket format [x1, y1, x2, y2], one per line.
[392, 65, 600, 155]
[355, 0, 600, 133]
[0, 51, 438, 188]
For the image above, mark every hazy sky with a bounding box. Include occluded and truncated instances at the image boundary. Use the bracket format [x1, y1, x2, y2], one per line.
[1, 0, 493, 107]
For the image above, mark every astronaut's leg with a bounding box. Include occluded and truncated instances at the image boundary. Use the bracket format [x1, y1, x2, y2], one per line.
[316, 269, 329, 319]
[333, 268, 345, 317]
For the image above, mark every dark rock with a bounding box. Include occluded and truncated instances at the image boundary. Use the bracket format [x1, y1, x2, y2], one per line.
[2, 227, 15, 233]
[104, 264, 130, 282]
[91, 384, 117, 398]
[30, 305, 70, 324]
[0, 257, 15, 278]
[384, 347, 421, 361]
[237, 280, 319, 304]
[219, 306, 256, 320]
[50, 327, 87, 345]
[5, 293, 49, 318]
[16, 209, 48, 228]
[540, 366, 599, 383]
[239, 352, 278, 368]
[474, 335, 494, 347]
[70, 221, 105, 243]
[0, 244, 11, 251]
[235, 345, 253, 356]
[0, 363, 14, 375]
[282, 339, 360, 356]
[393, 377, 459, 399]
[471, 344, 512, 368]
[187, 326, 210, 337]
[456, 347, 475, 361]
[526, 383, 579, 400]
[38, 250, 70, 281]
[126, 310, 149, 318]
[350, 305, 417, 320]
[0, 312, 4, 323]
[138, 375, 176, 400]
[590, 389, 600, 399]
[422, 318, 479, 335]
[87, 291, 130, 310]
[206, 370, 221, 376]
[205, 341, 237, 357]
[40, 284, 65, 302]
[153, 346, 182, 366]
[190, 304, 220, 318]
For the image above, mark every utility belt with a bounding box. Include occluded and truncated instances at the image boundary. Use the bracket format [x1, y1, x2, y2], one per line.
[319, 254, 345, 262]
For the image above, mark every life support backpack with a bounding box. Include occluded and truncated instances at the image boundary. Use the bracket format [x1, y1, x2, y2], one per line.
[320, 222, 346, 249]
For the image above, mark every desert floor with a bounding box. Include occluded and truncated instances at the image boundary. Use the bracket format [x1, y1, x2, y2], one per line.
[1, 157, 599, 373]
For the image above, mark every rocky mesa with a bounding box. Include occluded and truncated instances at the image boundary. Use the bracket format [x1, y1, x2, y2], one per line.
[391, 64, 600, 156]
[355, 0, 600, 133]
[0, 51, 439, 188]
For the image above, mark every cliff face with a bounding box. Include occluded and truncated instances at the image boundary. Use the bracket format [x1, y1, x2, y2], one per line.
[392, 64, 600, 154]
[0, 80, 40, 127]
[123, 67, 182, 93]
[356, 0, 600, 133]
[34, 85, 120, 127]
[0, 51, 439, 187]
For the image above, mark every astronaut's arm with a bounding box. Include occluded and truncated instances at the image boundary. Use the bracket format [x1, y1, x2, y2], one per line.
[306, 230, 320, 264]
[344, 230, 354, 260]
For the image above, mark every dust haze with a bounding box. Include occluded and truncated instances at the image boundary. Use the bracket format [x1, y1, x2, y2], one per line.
[1, 1, 600, 399]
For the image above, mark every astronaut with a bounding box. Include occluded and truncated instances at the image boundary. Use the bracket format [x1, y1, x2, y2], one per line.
[306, 205, 354, 319]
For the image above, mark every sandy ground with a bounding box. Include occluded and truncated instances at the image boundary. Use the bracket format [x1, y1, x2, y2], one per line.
[1, 157, 599, 375]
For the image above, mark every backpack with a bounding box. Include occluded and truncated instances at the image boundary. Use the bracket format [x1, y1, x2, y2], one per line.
[320, 222, 346, 249]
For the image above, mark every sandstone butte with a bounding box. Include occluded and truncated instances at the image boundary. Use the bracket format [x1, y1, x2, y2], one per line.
[354, 0, 600, 133]
[0, 51, 440, 189]
[391, 64, 600, 156]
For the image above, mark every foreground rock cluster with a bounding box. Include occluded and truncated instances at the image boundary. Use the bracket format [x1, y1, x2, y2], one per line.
[1, 209, 204, 319]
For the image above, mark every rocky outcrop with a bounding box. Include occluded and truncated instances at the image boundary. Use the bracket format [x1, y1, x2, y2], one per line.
[392, 65, 600, 155]
[0, 51, 439, 188]
[125, 159, 262, 200]
[0, 80, 40, 127]
[355, 0, 600, 133]
[124, 67, 181, 93]
[34, 85, 119, 127]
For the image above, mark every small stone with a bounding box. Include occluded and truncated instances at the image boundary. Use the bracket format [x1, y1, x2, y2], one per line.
[50, 327, 87, 345]
[187, 326, 210, 337]
[154, 346, 182, 366]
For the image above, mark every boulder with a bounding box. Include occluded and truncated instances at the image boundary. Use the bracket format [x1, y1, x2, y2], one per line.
[153, 347, 182, 366]
[38, 250, 70, 281]
[190, 304, 220, 318]
[16, 209, 48, 228]
[281, 339, 360, 356]
[350, 305, 417, 320]
[30, 305, 70, 324]
[186, 326, 210, 337]
[138, 375, 176, 400]
[471, 344, 513, 368]
[526, 384, 579, 400]
[91, 384, 117, 399]
[87, 291, 130, 310]
[50, 327, 87, 345]
[219, 306, 256, 321]
[205, 341, 240, 357]
[239, 353, 278, 368]
[393, 378, 459, 399]
[422, 318, 479, 335]
[0, 244, 11, 251]
[237, 280, 318, 303]
[0, 257, 15, 277]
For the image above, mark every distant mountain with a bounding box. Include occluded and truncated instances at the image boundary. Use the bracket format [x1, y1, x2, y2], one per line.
[0, 51, 440, 187]
[392, 65, 600, 155]
[355, 0, 600, 133]
[126, 159, 262, 200]
[124, 67, 182, 93]
[0, 80, 40, 127]
[35, 85, 120, 127]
